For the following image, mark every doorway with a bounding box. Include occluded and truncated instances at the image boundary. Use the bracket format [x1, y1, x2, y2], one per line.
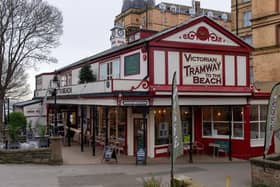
[133, 118, 147, 156]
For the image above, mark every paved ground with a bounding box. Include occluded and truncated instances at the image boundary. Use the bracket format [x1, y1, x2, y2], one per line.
[0, 162, 251, 187]
[0, 145, 251, 187]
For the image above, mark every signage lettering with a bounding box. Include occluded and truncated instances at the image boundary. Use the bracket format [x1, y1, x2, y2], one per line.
[182, 53, 223, 85]
[58, 87, 72, 94]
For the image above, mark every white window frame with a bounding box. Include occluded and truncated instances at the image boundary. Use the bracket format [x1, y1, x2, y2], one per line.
[250, 105, 267, 147]
[202, 107, 244, 139]
[100, 60, 120, 80]
[158, 122, 169, 138]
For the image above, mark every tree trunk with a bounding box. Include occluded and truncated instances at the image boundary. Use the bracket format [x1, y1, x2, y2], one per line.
[0, 96, 4, 138]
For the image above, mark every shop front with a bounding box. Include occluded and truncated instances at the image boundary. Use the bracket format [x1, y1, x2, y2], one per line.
[36, 16, 272, 160]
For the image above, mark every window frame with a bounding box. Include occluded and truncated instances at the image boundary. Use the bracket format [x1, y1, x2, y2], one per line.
[202, 106, 244, 139]
[243, 11, 252, 27]
[124, 53, 140, 76]
[250, 104, 267, 147]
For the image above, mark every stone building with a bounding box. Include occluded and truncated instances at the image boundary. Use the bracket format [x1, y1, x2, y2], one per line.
[231, 0, 280, 84]
[115, 0, 231, 37]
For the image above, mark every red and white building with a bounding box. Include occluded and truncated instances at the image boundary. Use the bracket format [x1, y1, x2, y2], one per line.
[34, 16, 272, 159]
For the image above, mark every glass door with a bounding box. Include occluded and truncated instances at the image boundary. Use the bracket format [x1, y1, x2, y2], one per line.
[133, 118, 147, 155]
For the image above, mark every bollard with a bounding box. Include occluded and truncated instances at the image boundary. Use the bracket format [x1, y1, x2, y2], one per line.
[226, 176, 230, 187]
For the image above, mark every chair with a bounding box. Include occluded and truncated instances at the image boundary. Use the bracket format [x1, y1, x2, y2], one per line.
[217, 141, 229, 156]
[193, 141, 204, 154]
[184, 141, 204, 154]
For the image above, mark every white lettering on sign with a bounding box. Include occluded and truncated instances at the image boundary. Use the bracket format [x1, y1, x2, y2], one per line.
[182, 53, 223, 85]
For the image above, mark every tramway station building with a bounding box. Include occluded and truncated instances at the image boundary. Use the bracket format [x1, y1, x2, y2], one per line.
[33, 16, 272, 159]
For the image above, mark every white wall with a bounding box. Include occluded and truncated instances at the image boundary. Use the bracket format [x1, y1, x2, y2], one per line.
[41, 75, 54, 90]
[72, 68, 81, 85]
[148, 110, 155, 158]
[91, 63, 99, 80]
[225, 55, 235, 86]
[23, 103, 46, 129]
[127, 108, 133, 156]
[237, 56, 247, 86]
[168, 51, 180, 84]
[154, 50, 165, 84]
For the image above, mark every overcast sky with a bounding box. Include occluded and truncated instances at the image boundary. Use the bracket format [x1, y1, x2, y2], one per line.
[26, 0, 231, 99]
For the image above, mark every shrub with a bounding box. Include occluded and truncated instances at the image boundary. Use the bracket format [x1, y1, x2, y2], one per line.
[36, 123, 46, 137]
[7, 112, 27, 141]
[79, 64, 96, 83]
[143, 176, 161, 187]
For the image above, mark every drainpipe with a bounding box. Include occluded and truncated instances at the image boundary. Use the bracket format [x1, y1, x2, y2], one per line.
[235, 0, 239, 36]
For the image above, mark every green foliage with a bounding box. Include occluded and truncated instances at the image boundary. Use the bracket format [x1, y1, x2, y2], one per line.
[142, 176, 161, 187]
[7, 112, 27, 141]
[36, 123, 46, 137]
[79, 64, 96, 84]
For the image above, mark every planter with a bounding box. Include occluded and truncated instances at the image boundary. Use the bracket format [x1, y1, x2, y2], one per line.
[36, 136, 49, 148]
[8, 142, 20, 149]
[250, 154, 280, 187]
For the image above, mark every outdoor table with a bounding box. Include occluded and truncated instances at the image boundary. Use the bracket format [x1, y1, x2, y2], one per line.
[208, 142, 220, 157]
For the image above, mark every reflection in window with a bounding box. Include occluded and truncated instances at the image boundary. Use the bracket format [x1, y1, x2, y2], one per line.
[250, 105, 267, 141]
[154, 107, 170, 145]
[202, 107, 244, 138]
[181, 107, 192, 143]
[243, 35, 252, 45]
[243, 11, 251, 27]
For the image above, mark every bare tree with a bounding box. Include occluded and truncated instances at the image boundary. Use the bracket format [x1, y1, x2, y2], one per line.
[0, 0, 63, 130]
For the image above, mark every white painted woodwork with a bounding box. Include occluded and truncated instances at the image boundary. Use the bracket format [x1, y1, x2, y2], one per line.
[163, 22, 239, 46]
[225, 55, 235, 86]
[148, 110, 155, 158]
[72, 68, 81, 85]
[237, 56, 247, 86]
[168, 51, 180, 85]
[154, 50, 165, 84]
[153, 97, 247, 105]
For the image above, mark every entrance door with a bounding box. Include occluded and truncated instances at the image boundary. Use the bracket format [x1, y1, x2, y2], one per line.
[133, 118, 147, 155]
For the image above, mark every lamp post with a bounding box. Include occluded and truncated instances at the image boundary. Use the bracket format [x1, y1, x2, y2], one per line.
[52, 74, 59, 136]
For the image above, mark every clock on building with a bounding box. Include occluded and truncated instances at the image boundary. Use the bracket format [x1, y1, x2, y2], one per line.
[118, 29, 125, 37]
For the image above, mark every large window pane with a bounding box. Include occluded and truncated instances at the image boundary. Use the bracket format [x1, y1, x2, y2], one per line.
[213, 107, 228, 121]
[213, 122, 229, 136]
[233, 107, 243, 121]
[100, 63, 107, 80]
[203, 122, 212, 136]
[260, 105, 267, 121]
[250, 105, 258, 121]
[260, 122, 266, 138]
[233, 123, 243, 137]
[250, 122, 259, 139]
[243, 11, 252, 27]
[112, 60, 120, 79]
[202, 108, 211, 121]
[155, 107, 171, 145]
[181, 107, 192, 142]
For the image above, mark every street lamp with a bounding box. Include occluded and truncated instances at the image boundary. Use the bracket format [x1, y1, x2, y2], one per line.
[52, 74, 59, 136]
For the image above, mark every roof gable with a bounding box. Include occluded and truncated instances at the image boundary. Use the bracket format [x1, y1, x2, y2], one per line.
[163, 22, 238, 46]
[152, 16, 252, 50]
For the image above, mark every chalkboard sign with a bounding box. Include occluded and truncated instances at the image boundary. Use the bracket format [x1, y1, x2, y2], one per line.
[103, 146, 118, 163]
[124, 53, 140, 76]
[136, 148, 146, 165]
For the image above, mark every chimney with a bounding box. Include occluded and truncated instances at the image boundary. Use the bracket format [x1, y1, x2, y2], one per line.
[195, 0, 200, 16]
